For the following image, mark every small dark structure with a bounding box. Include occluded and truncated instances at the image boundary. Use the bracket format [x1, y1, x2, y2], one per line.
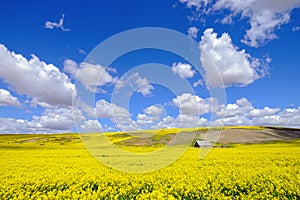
[194, 140, 213, 148]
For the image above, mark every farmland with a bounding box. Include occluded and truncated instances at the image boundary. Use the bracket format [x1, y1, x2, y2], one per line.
[1, 127, 300, 199]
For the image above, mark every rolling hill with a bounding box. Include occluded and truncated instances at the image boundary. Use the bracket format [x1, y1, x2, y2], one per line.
[106, 126, 300, 146]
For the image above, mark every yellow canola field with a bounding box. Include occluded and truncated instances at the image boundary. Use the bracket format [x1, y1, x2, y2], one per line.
[0, 134, 299, 199]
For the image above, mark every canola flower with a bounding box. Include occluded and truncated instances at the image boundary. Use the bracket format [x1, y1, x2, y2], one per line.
[0, 134, 299, 199]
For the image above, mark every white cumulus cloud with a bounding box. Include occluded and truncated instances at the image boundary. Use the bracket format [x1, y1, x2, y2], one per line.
[0, 107, 84, 133]
[78, 99, 136, 132]
[136, 105, 164, 126]
[172, 93, 215, 115]
[80, 120, 102, 132]
[144, 105, 164, 119]
[95, 99, 130, 119]
[212, 115, 250, 126]
[115, 72, 154, 96]
[252, 107, 300, 127]
[171, 62, 196, 79]
[153, 114, 208, 129]
[199, 28, 267, 88]
[249, 107, 281, 118]
[216, 97, 253, 117]
[180, 0, 300, 47]
[213, 97, 298, 127]
[136, 114, 154, 127]
[0, 89, 21, 107]
[212, 0, 300, 47]
[33, 107, 84, 131]
[64, 59, 117, 93]
[0, 44, 76, 107]
[215, 97, 282, 119]
[176, 114, 208, 127]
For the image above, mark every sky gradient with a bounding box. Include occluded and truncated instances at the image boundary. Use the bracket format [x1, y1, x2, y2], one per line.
[0, 0, 300, 133]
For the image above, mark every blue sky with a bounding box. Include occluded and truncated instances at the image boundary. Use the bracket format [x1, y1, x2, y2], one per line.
[0, 0, 300, 133]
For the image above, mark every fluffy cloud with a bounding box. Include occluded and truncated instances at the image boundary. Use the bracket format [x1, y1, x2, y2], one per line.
[85, 104, 163, 130]
[144, 105, 164, 120]
[115, 72, 154, 96]
[136, 105, 164, 126]
[80, 120, 102, 132]
[114, 116, 139, 132]
[200, 28, 267, 88]
[215, 97, 282, 118]
[136, 114, 154, 126]
[0, 89, 21, 107]
[78, 96, 300, 130]
[249, 107, 281, 118]
[152, 96, 300, 128]
[152, 116, 175, 129]
[78, 95, 300, 131]
[171, 62, 195, 79]
[79, 99, 136, 132]
[252, 107, 300, 127]
[213, 97, 300, 126]
[151, 93, 214, 129]
[188, 26, 199, 38]
[216, 98, 253, 117]
[212, 115, 250, 126]
[64, 59, 117, 92]
[0, 118, 35, 133]
[176, 114, 208, 127]
[0, 107, 85, 133]
[0, 44, 76, 107]
[179, 0, 209, 9]
[33, 107, 84, 131]
[180, 0, 300, 47]
[172, 93, 214, 115]
[44, 14, 70, 32]
[212, 0, 300, 47]
[95, 99, 130, 119]
[154, 114, 208, 129]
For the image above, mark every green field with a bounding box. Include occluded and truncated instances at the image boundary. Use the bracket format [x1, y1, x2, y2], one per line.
[0, 132, 300, 199]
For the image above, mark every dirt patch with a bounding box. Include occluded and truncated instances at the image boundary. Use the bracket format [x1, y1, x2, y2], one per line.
[20, 138, 47, 143]
[116, 133, 176, 146]
[212, 128, 300, 144]
[19, 136, 80, 144]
